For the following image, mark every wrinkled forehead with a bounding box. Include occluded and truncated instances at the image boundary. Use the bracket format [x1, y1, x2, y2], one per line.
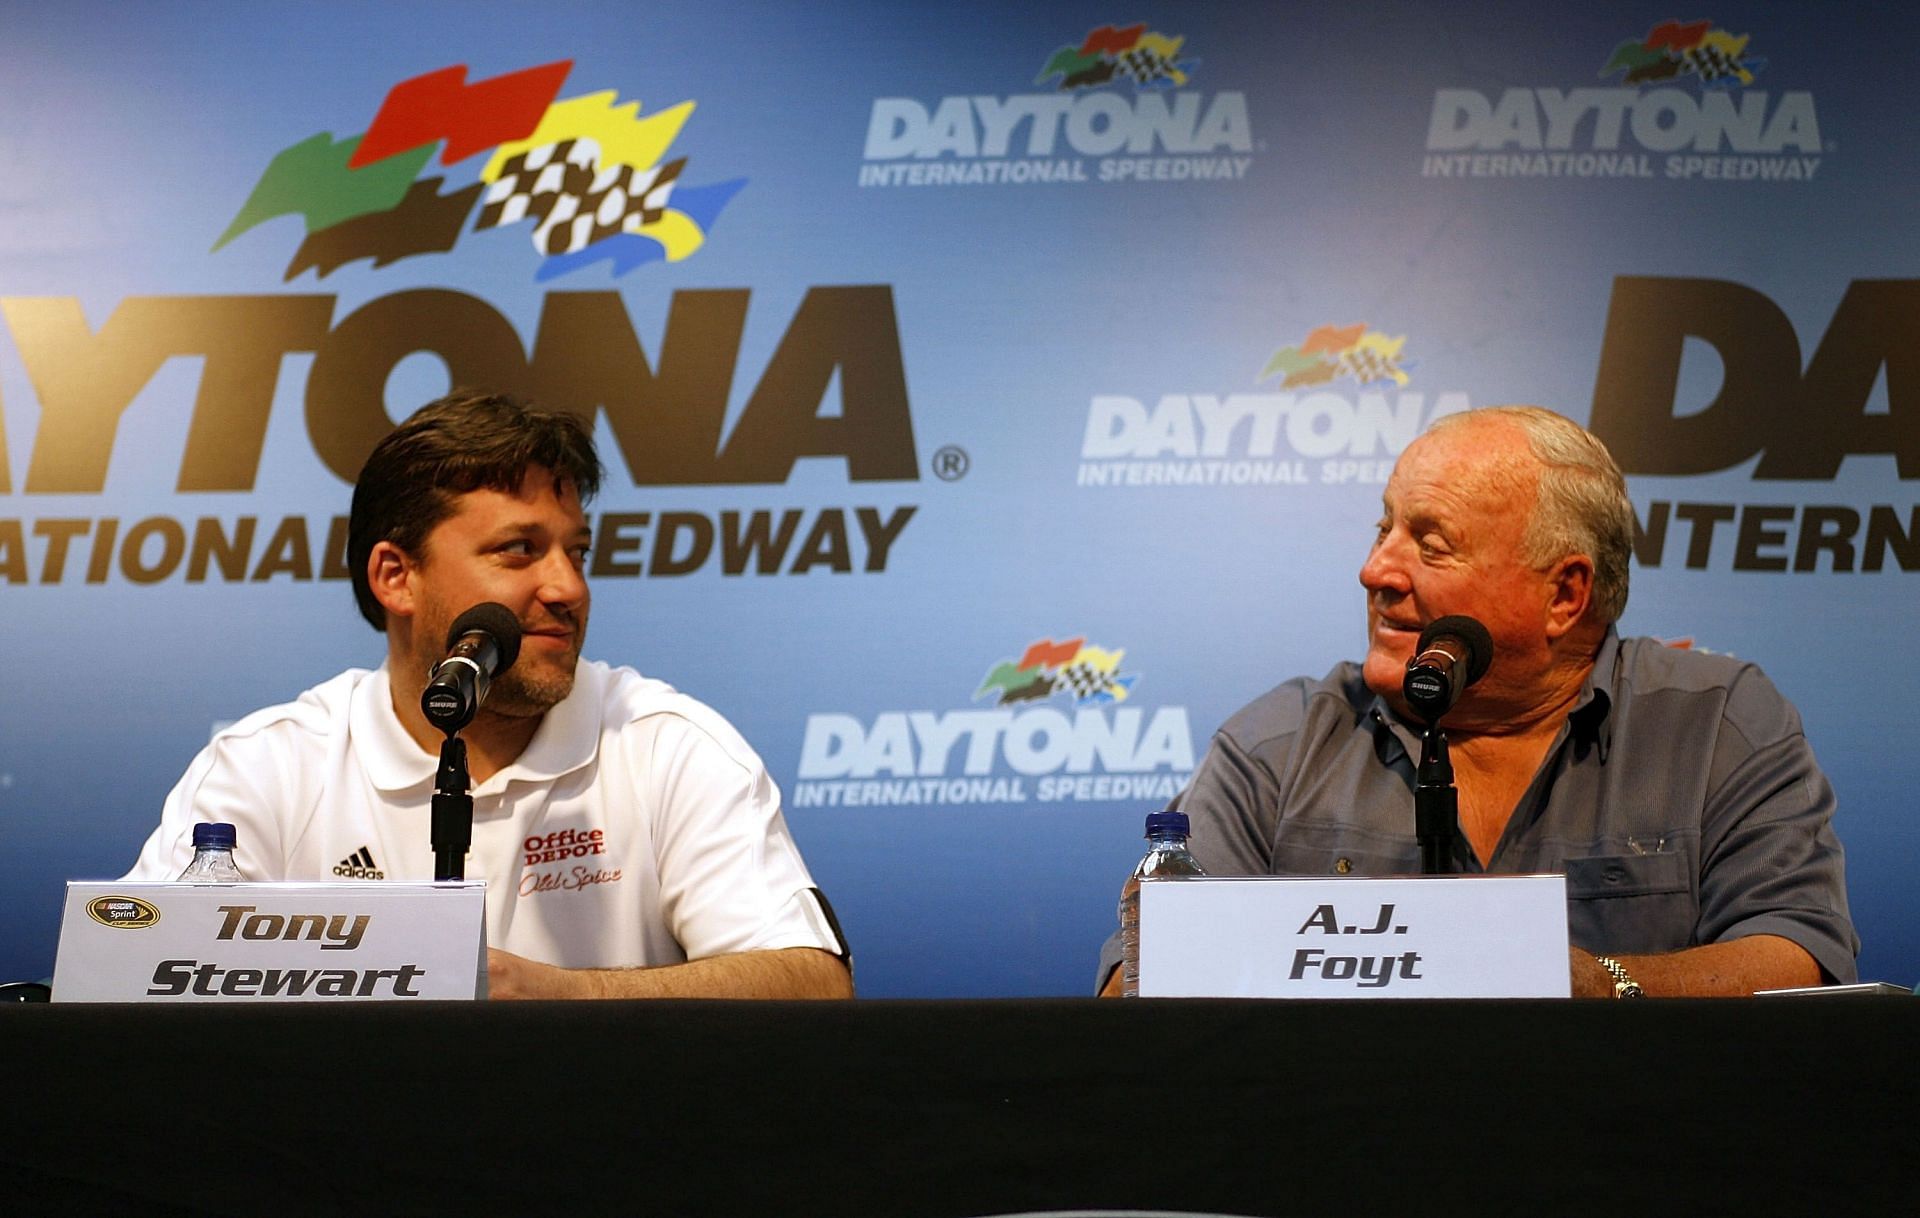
[1388, 420, 1538, 500]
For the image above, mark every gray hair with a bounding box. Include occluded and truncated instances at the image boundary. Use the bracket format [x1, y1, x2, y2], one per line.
[1428, 406, 1635, 624]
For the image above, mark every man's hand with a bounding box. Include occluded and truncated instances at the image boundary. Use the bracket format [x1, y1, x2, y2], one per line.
[486, 946, 853, 1000]
[487, 948, 597, 999]
[1568, 934, 1823, 998]
[1569, 947, 1620, 998]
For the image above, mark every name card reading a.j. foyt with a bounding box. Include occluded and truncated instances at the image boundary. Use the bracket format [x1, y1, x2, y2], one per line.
[51, 881, 487, 1002]
[1137, 875, 1570, 998]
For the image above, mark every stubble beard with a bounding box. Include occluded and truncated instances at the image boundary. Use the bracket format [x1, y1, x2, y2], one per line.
[482, 646, 581, 718]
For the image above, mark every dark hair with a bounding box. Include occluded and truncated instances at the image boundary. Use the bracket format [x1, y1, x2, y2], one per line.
[348, 390, 603, 631]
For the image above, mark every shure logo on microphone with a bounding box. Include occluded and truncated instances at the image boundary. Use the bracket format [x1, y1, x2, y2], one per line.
[1405, 673, 1444, 700]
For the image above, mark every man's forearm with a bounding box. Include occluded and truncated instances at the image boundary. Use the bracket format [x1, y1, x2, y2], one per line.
[1570, 933, 1822, 998]
[489, 946, 853, 1000]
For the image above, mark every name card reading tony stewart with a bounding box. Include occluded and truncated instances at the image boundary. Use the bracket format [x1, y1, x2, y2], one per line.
[52, 881, 486, 1002]
[1138, 875, 1570, 998]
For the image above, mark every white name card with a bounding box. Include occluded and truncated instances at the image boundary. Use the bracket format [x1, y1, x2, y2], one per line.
[1139, 874, 1570, 998]
[52, 881, 488, 1002]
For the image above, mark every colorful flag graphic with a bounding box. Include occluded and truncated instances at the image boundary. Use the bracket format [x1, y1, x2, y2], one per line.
[1259, 324, 1412, 390]
[976, 637, 1139, 707]
[1037, 24, 1194, 91]
[1602, 20, 1764, 89]
[213, 135, 432, 251]
[216, 61, 746, 280]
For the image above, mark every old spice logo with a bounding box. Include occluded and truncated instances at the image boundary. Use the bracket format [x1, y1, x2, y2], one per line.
[519, 866, 624, 897]
[519, 827, 621, 897]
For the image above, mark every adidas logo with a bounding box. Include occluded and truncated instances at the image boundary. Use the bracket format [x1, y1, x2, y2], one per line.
[332, 846, 386, 881]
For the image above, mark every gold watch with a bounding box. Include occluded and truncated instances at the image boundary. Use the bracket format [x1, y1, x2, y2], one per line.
[1595, 955, 1645, 999]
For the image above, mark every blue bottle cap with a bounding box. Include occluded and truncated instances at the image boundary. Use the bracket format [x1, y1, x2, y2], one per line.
[1144, 811, 1190, 837]
[192, 822, 237, 850]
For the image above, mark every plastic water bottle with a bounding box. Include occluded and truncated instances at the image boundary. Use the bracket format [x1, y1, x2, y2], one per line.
[177, 822, 243, 882]
[1119, 810, 1206, 997]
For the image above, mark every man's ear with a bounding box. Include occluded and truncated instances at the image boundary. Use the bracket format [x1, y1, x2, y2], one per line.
[367, 540, 420, 622]
[1543, 554, 1595, 640]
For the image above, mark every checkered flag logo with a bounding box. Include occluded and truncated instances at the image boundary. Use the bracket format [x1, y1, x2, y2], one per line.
[976, 637, 1139, 708]
[1117, 48, 1177, 87]
[1681, 44, 1742, 84]
[1338, 345, 1407, 389]
[1260, 324, 1413, 391]
[1036, 25, 1194, 93]
[1055, 661, 1122, 703]
[477, 138, 685, 256]
[216, 61, 748, 282]
[1602, 21, 1763, 90]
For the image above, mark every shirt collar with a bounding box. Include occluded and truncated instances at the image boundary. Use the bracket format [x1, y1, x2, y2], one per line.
[506, 658, 603, 783]
[351, 659, 603, 793]
[352, 665, 434, 791]
[1363, 624, 1619, 762]
[1573, 626, 1619, 763]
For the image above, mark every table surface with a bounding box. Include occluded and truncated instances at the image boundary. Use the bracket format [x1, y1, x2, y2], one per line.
[5, 997, 1915, 1217]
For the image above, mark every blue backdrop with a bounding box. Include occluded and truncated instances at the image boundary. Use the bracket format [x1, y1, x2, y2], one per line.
[2, 1, 1914, 995]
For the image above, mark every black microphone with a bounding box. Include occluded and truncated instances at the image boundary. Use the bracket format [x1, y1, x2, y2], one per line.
[421, 603, 523, 734]
[1402, 615, 1494, 724]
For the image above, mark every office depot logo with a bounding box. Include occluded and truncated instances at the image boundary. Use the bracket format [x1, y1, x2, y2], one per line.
[217, 59, 746, 279]
[1076, 325, 1471, 489]
[791, 635, 1193, 808]
[1422, 20, 1823, 182]
[859, 23, 1252, 188]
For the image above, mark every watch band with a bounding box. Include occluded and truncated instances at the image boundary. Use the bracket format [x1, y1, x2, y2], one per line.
[1595, 955, 1645, 999]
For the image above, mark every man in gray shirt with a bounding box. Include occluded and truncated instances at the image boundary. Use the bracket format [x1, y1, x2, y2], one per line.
[1100, 406, 1856, 997]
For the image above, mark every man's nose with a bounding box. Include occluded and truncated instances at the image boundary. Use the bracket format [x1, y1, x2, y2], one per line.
[539, 550, 588, 608]
[1358, 534, 1411, 594]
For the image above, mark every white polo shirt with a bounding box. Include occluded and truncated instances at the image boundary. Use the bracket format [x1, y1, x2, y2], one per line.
[125, 660, 843, 969]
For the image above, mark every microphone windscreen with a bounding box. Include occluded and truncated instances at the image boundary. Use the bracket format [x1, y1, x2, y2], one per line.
[447, 602, 523, 673]
[1419, 615, 1494, 686]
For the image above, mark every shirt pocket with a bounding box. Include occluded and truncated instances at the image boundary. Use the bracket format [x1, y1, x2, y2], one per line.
[1269, 822, 1417, 877]
[1563, 852, 1696, 955]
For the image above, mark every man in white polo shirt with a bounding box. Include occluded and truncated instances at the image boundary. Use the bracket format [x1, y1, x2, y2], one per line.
[126, 391, 851, 999]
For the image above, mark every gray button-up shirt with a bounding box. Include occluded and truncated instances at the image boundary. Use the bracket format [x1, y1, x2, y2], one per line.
[1099, 629, 1858, 988]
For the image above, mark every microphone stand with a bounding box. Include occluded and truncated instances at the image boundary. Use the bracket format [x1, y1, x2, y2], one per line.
[1413, 722, 1458, 875]
[421, 605, 522, 884]
[430, 733, 474, 882]
[1403, 618, 1491, 876]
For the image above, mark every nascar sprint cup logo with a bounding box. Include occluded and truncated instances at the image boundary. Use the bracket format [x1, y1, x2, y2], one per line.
[793, 636, 1193, 807]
